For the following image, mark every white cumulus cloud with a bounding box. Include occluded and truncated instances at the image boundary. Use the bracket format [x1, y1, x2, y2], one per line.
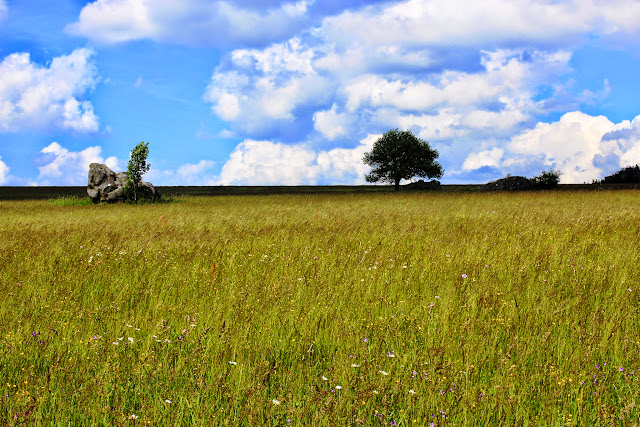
[204, 37, 331, 133]
[0, 48, 100, 133]
[66, 0, 314, 47]
[215, 134, 378, 185]
[462, 147, 504, 171]
[460, 112, 640, 183]
[313, 104, 352, 140]
[0, 156, 9, 184]
[37, 142, 120, 185]
[321, 0, 640, 49]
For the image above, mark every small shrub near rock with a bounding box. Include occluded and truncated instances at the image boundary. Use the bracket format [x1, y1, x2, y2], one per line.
[479, 170, 561, 192]
[530, 170, 561, 189]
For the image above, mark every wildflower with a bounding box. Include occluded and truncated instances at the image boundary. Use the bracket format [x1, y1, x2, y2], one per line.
[112, 342, 119, 345]
[272, 399, 281, 405]
[387, 351, 395, 357]
[129, 414, 138, 419]
[409, 389, 416, 394]
[379, 370, 389, 376]
[620, 367, 624, 372]
[461, 274, 467, 279]
[335, 385, 342, 390]
[362, 337, 368, 343]
[429, 303, 434, 308]
[411, 371, 417, 378]
[373, 390, 379, 394]
[322, 376, 328, 381]
[165, 399, 172, 404]
[351, 364, 360, 368]
[128, 337, 134, 343]
[440, 390, 446, 395]
[229, 361, 237, 365]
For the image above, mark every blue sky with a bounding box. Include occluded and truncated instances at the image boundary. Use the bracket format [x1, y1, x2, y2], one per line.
[1, 0, 640, 186]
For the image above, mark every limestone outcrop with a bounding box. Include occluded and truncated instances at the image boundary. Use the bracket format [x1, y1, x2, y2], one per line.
[403, 179, 441, 190]
[478, 176, 533, 191]
[87, 163, 159, 203]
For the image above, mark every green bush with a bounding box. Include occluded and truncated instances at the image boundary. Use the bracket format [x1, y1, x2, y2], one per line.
[530, 169, 561, 189]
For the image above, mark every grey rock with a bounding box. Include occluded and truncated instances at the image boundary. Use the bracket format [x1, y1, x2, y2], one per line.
[403, 179, 441, 190]
[478, 176, 533, 192]
[87, 163, 159, 203]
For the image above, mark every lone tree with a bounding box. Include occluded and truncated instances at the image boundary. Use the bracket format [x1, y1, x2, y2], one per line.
[363, 129, 443, 191]
[125, 141, 151, 202]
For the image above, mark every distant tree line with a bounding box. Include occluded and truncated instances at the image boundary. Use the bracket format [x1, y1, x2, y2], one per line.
[596, 165, 640, 184]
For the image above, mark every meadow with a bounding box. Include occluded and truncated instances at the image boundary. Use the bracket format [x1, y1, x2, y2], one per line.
[1, 190, 639, 425]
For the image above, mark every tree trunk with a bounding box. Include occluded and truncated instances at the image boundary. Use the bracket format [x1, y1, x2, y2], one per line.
[394, 179, 400, 191]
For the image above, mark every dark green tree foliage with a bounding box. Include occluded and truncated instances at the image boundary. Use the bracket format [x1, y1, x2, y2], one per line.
[363, 129, 443, 191]
[602, 164, 640, 184]
[125, 141, 151, 202]
[530, 169, 561, 189]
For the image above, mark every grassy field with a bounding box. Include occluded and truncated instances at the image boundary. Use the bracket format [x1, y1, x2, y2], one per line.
[1, 183, 639, 201]
[1, 191, 640, 425]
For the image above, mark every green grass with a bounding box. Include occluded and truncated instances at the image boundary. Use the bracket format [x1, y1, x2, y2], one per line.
[1, 191, 640, 425]
[47, 196, 95, 207]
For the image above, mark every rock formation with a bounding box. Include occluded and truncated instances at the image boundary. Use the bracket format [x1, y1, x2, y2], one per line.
[87, 163, 159, 203]
[478, 176, 532, 191]
[403, 179, 441, 190]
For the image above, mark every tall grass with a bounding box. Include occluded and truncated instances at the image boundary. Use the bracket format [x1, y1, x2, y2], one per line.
[1, 191, 639, 425]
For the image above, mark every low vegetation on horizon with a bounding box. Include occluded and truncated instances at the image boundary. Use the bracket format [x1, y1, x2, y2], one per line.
[2, 191, 640, 425]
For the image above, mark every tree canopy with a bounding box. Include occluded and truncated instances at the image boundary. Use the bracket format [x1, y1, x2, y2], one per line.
[362, 129, 443, 191]
[125, 141, 150, 202]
